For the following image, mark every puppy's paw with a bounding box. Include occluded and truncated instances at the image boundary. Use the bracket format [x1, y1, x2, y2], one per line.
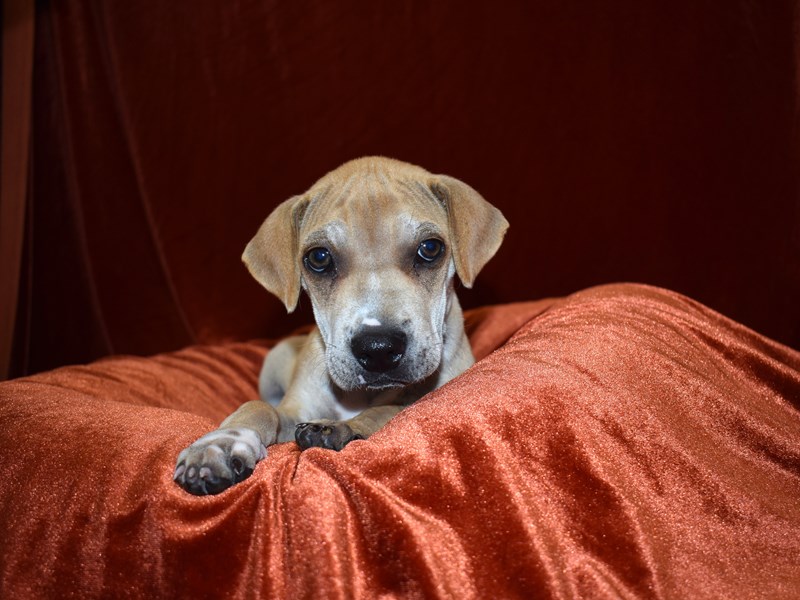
[174, 427, 266, 495]
[295, 420, 363, 451]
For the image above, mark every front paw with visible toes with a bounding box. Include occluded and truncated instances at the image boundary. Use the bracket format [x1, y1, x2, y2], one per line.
[295, 421, 363, 451]
[174, 427, 266, 495]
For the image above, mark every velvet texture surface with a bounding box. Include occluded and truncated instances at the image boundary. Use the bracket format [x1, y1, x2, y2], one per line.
[1, 284, 798, 598]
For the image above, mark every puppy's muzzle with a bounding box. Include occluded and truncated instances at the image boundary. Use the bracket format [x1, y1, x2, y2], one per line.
[351, 327, 407, 374]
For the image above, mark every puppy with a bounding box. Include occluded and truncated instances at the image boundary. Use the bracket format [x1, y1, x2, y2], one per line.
[174, 157, 508, 495]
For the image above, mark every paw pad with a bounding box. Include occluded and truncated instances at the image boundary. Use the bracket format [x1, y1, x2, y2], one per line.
[174, 427, 263, 495]
[295, 421, 361, 451]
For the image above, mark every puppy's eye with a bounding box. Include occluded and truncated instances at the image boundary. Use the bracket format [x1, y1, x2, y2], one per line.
[416, 239, 444, 263]
[304, 247, 334, 274]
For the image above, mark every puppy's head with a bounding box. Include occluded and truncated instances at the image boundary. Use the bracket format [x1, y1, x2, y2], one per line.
[244, 157, 508, 391]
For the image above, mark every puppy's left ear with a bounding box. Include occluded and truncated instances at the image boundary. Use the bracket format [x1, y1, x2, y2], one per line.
[430, 175, 509, 288]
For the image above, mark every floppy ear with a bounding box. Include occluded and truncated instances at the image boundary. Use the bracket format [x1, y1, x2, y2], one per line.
[242, 195, 309, 312]
[430, 175, 509, 288]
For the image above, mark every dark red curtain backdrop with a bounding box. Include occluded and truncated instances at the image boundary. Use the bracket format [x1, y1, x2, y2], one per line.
[12, 1, 800, 376]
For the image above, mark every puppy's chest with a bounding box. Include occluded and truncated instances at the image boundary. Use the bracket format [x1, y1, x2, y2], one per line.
[333, 387, 410, 420]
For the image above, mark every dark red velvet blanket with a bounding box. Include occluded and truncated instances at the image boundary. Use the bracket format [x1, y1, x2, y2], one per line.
[1, 284, 798, 598]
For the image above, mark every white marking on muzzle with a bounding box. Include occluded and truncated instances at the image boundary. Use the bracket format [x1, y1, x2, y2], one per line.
[362, 317, 382, 327]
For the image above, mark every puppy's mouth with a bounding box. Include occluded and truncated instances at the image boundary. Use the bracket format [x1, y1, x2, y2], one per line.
[355, 373, 412, 391]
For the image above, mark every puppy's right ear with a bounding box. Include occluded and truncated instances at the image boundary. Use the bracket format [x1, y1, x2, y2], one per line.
[242, 195, 309, 313]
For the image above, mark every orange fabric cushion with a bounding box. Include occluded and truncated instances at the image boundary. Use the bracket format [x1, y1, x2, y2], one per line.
[1, 284, 798, 597]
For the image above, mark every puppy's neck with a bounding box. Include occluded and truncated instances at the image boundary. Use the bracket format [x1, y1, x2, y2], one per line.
[437, 291, 475, 386]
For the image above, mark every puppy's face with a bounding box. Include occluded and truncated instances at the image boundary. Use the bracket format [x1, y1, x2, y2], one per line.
[243, 157, 508, 392]
[297, 187, 455, 390]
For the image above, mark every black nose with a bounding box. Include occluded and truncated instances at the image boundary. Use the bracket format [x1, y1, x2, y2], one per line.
[350, 328, 407, 373]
